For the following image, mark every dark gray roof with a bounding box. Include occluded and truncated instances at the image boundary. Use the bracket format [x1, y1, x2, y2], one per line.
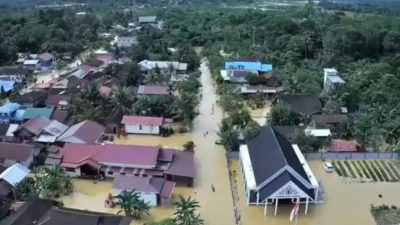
[277, 94, 322, 115]
[246, 126, 309, 186]
[0, 124, 10, 136]
[2, 199, 131, 225]
[0, 67, 32, 76]
[15, 91, 47, 104]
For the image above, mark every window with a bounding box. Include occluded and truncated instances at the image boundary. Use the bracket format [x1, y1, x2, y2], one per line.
[66, 168, 75, 172]
[120, 172, 126, 175]
[139, 125, 142, 130]
[108, 171, 113, 175]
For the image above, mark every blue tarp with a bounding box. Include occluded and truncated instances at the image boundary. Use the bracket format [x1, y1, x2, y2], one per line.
[0, 80, 16, 92]
[225, 61, 273, 73]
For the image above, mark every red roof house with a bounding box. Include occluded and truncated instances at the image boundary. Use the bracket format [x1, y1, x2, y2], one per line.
[99, 144, 159, 168]
[330, 139, 359, 152]
[121, 116, 164, 135]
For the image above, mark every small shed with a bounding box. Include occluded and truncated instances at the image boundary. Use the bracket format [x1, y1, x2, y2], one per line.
[121, 116, 164, 135]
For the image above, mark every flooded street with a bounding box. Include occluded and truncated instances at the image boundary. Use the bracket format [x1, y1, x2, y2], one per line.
[59, 60, 236, 225]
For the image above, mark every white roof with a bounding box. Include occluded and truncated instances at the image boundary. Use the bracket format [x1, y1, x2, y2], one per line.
[138, 60, 188, 71]
[239, 144, 257, 189]
[0, 163, 30, 187]
[220, 70, 229, 80]
[36, 134, 58, 143]
[292, 145, 319, 188]
[6, 124, 19, 137]
[23, 60, 39, 65]
[304, 128, 331, 137]
[324, 68, 337, 74]
[327, 75, 345, 84]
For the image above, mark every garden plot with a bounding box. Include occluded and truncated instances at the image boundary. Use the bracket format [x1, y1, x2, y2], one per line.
[331, 160, 400, 183]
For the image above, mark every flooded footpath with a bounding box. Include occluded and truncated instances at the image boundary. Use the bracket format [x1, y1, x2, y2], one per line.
[59, 60, 236, 225]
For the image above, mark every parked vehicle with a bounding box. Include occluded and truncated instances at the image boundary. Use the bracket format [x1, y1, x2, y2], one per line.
[323, 162, 335, 172]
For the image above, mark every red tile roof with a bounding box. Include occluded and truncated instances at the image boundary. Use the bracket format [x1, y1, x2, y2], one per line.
[330, 139, 358, 152]
[312, 114, 348, 124]
[121, 116, 164, 126]
[96, 54, 114, 64]
[137, 85, 170, 95]
[60, 143, 104, 168]
[99, 144, 160, 167]
[160, 180, 175, 198]
[19, 116, 51, 136]
[112, 176, 174, 198]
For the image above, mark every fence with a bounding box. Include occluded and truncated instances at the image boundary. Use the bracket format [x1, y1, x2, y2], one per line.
[226, 151, 400, 160]
[304, 152, 400, 160]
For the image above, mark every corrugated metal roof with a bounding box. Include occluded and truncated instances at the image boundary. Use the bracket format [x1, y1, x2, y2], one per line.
[0, 163, 30, 186]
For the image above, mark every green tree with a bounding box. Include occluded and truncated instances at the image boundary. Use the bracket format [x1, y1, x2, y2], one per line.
[12, 177, 41, 200]
[0, 86, 6, 99]
[41, 166, 73, 198]
[218, 129, 240, 151]
[173, 195, 204, 225]
[111, 86, 134, 124]
[183, 141, 196, 151]
[115, 190, 150, 219]
[270, 103, 300, 126]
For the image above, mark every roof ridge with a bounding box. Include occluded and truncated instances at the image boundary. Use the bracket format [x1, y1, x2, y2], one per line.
[270, 127, 289, 166]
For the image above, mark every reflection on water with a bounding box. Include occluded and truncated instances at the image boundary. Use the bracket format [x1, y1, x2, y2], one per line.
[230, 159, 400, 225]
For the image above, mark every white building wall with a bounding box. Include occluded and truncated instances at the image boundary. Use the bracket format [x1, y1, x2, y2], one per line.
[65, 167, 81, 177]
[114, 188, 158, 206]
[125, 124, 160, 135]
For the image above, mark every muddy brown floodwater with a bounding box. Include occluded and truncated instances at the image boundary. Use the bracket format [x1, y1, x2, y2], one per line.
[59, 60, 236, 225]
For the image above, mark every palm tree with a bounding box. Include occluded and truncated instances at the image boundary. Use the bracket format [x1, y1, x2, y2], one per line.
[41, 166, 74, 198]
[111, 86, 134, 124]
[173, 195, 204, 225]
[115, 190, 150, 219]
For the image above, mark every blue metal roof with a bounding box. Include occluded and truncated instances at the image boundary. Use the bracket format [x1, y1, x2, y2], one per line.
[0, 103, 21, 114]
[0, 80, 16, 92]
[225, 61, 273, 73]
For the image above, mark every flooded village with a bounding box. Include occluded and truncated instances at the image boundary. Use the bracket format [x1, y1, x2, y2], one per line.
[0, 2, 400, 225]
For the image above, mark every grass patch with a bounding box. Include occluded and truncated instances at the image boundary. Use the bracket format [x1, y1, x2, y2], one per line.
[336, 161, 348, 177]
[351, 161, 363, 178]
[343, 161, 357, 178]
[387, 161, 400, 180]
[369, 160, 384, 182]
[373, 160, 390, 182]
[362, 160, 378, 182]
[380, 161, 399, 182]
[356, 161, 371, 179]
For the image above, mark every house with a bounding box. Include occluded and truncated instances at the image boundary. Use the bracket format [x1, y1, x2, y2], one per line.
[96, 53, 115, 64]
[276, 94, 322, 117]
[35, 120, 69, 143]
[116, 36, 138, 48]
[323, 68, 345, 91]
[15, 91, 47, 107]
[311, 114, 348, 131]
[45, 95, 70, 109]
[240, 86, 284, 97]
[113, 176, 175, 206]
[138, 60, 188, 74]
[137, 85, 170, 96]
[22, 107, 54, 120]
[239, 127, 320, 216]
[138, 16, 157, 24]
[0, 67, 32, 82]
[38, 53, 56, 67]
[121, 116, 164, 135]
[224, 60, 273, 74]
[23, 60, 40, 70]
[0, 103, 21, 123]
[221, 60, 273, 83]
[70, 65, 95, 79]
[0, 80, 16, 93]
[14, 116, 51, 140]
[0, 143, 37, 168]
[2, 199, 132, 225]
[57, 120, 105, 144]
[330, 139, 359, 152]
[44, 146, 62, 166]
[58, 143, 195, 185]
[0, 163, 30, 187]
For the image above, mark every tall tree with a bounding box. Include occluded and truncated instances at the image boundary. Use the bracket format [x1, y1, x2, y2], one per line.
[173, 195, 204, 225]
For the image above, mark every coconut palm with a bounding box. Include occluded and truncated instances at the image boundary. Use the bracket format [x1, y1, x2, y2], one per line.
[41, 166, 74, 198]
[111, 86, 134, 123]
[173, 195, 203, 225]
[115, 190, 150, 219]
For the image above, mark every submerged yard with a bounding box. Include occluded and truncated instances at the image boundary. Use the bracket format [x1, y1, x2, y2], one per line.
[229, 159, 400, 225]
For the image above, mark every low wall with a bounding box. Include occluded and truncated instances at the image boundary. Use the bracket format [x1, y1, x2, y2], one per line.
[304, 152, 400, 160]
